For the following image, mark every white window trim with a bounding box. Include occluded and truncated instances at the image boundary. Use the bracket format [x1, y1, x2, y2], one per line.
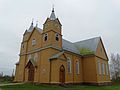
[106, 64, 109, 75]
[76, 60, 80, 74]
[97, 60, 101, 75]
[67, 57, 72, 74]
[102, 63, 105, 75]
[32, 39, 36, 46]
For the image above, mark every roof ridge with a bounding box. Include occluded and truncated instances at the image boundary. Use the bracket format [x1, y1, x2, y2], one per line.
[62, 39, 73, 44]
[74, 36, 101, 43]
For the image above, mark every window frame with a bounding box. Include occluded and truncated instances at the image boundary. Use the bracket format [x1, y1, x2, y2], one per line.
[76, 60, 80, 74]
[55, 33, 59, 41]
[102, 63, 105, 75]
[97, 60, 101, 75]
[67, 57, 72, 74]
[32, 39, 36, 46]
[106, 64, 109, 75]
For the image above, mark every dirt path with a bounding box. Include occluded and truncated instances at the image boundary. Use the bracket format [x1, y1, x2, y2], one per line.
[0, 83, 24, 86]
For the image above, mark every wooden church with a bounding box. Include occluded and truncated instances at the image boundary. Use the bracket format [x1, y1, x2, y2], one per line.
[14, 8, 111, 85]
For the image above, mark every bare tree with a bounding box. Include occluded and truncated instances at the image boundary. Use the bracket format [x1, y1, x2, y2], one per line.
[0, 72, 3, 77]
[110, 53, 120, 81]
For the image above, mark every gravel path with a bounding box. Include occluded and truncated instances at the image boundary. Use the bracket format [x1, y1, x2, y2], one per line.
[0, 83, 24, 86]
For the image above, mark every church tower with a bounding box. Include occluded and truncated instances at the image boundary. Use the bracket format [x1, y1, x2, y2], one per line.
[42, 8, 62, 49]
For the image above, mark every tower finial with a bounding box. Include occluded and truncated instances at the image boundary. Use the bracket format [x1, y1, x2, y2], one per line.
[50, 5, 56, 20]
[52, 4, 54, 12]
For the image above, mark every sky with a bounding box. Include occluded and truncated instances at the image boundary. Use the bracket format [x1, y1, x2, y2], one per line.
[0, 0, 120, 75]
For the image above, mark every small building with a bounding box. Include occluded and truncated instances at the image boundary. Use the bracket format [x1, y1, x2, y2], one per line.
[14, 8, 111, 85]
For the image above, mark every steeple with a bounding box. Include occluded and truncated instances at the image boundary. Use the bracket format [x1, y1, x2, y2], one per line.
[42, 7, 62, 49]
[50, 7, 56, 20]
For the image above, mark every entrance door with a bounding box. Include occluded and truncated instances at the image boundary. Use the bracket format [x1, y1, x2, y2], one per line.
[59, 65, 65, 83]
[28, 63, 35, 82]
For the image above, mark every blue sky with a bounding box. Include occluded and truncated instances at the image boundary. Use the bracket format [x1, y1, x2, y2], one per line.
[0, 0, 120, 75]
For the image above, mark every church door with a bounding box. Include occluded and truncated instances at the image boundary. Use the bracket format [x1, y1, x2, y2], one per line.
[59, 65, 65, 83]
[28, 63, 35, 82]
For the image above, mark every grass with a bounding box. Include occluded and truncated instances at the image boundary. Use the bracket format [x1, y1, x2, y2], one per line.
[79, 48, 94, 55]
[0, 83, 120, 90]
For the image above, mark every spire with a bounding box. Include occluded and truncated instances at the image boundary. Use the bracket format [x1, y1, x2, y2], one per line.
[50, 6, 56, 20]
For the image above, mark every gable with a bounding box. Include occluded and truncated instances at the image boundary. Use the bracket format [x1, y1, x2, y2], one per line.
[27, 28, 42, 51]
[49, 51, 67, 61]
[95, 39, 108, 60]
[23, 31, 31, 42]
[25, 58, 37, 68]
[74, 37, 100, 53]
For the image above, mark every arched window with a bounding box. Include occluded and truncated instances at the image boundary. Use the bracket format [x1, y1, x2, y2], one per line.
[106, 64, 109, 75]
[44, 33, 48, 41]
[97, 60, 101, 75]
[55, 33, 59, 41]
[76, 60, 80, 74]
[67, 57, 72, 73]
[102, 63, 105, 75]
[32, 39, 36, 46]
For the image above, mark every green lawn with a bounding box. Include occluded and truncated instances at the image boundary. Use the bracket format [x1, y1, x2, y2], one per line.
[0, 83, 120, 90]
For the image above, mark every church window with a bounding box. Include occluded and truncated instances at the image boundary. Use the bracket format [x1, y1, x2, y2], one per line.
[97, 60, 101, 75]
[102, 63, 105, 75]
[76, 60, 80, 74]
[67, 57, 72, 73]
[32, 39, 36, 46]
[106, 64, 109, 75]
[55, 33, 59, 41]
[44, 33, 48, 41]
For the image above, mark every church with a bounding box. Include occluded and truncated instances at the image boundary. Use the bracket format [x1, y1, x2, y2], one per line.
[14, 8, 111, 85]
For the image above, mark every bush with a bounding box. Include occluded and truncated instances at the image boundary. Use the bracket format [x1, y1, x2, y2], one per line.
[0, 75, 14, 83]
